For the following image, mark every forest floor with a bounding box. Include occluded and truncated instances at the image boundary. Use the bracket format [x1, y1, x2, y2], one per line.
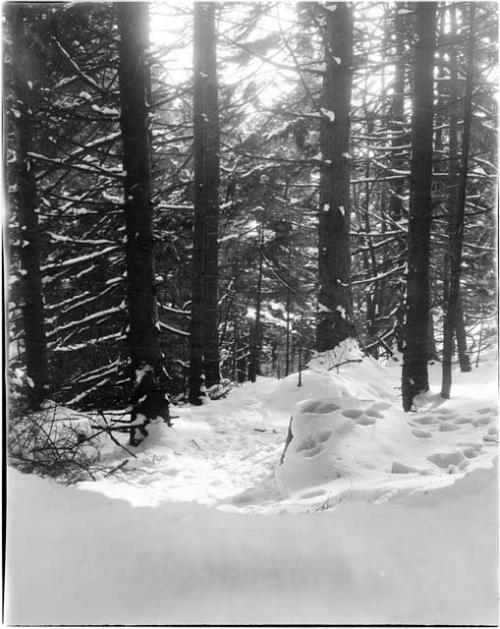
[5, 351, 498, 626]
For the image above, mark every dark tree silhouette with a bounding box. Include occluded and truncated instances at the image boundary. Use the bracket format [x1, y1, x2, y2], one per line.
[402, 2, 437, 411]
[189, 2, 221, 403]
[9, 5, 50, 407]
[441, 3, 476, 398]
[316, 2, 355, 352]
[117, 2, 162, 377]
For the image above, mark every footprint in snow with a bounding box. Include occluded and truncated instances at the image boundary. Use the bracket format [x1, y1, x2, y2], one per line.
[477, 407, 496, 415]
[455, 416, 473, 425]
[437, 408, 454, 416]
[355, 415, 377, 426]
[297, 430, 332, 458]
[483, 427, 498, 443]
[473, 416, 492, 426]
[414, 415, 439, 425]
[462, 444, 482, 459]
[342, 407, 378, 426]
[301, 400, 341, 414]
[365, 408, 383, 419]
[411, 428, 432, 438]
[342, 408, 363, 419]
[438, 421, 459, 432]
[426, 451, 467, 470]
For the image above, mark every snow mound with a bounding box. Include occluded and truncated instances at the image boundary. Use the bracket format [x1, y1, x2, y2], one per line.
[276, 388, 497, 501]
[47, 348, 496, 514]
[5, 461, 498, 625]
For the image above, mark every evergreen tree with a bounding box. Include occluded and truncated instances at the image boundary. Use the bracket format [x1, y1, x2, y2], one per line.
[7, 4, 50, 407]
[402, 3, 437, 412]
[316, 2, 355, 352]
[117, 2, 163, 380]
[189, 2, 221, 403]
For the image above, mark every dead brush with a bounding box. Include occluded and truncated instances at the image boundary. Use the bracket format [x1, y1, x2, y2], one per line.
[8, 402, 103, 483]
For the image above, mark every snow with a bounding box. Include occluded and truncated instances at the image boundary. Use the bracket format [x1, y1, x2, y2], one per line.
[320, 107, 335, 122]
[5, 352, 498, 625]
[336, 303, 346, 318]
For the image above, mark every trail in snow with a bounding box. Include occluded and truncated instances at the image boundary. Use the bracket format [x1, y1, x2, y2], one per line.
[78, 353, 497, 513]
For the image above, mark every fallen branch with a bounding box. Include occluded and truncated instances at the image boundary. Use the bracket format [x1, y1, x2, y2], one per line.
[104, 459, 130, 477]
[327, 359, 363, 371]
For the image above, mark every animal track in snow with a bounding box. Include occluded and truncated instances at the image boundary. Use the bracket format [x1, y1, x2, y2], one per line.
[438, 421, 459, 432]
[477, 407, 495, 415]
[454, 416, 472, 424]
[355, 415, 376, 426]
[483, 427, 498, 443]
[412, 428, 432, 438]
[414, 415, 439, 425]
[426, 451, 467, 470]
[473, 416, 491, 426]
[365, 408, 383, 419]
[437, 408, 454, 416]
[462, 444, 482, 459]
[317, 430, 334, 442]
[301, 400, 341, 414]
[296, 430, 333, 458]
[342, 408, 363, 419]
[341, 406, 380, 425]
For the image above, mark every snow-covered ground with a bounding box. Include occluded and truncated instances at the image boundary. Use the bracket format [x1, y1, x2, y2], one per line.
[5, 350, 498, 625]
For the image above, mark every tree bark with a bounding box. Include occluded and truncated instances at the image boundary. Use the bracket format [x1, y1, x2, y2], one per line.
[402, 2, 437, 411]
[10, 6, 50, 407]
[455, 295, 472, 372]
[389, 6, 408, 352]
[117, 2, 162, 377]
[441, 3, 475, 398]
[316, 2, 354, 352]
[189, 2, 221, 403]
[248, 225, 264, 383]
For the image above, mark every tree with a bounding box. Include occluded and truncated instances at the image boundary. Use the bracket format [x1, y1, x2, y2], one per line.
[117, 2, 162, 380]
[316, 2, 354, 352]
[401, 3, 437, 412]
[441, 3, 476, 398]
[8, 5, 50, 407]
[189, 2, 221, 403]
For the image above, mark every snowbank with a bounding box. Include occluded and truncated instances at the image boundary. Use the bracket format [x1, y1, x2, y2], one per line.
[277, 349, 497, 501]
[5, 462, 497, 626]
[276, 392, 497, 500]
[6, 348, 497, 624]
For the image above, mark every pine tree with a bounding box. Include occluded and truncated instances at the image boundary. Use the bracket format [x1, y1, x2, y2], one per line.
[8, 5, 50, 407]
[189, 2, 221, 403]
[316, 2, 355, 352]
[441, 3, 476, 398]
[402, 2, 437, 411]
[117, 2, 162, 379]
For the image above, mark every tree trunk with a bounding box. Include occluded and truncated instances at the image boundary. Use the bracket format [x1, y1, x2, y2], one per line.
[455, 295, 472, 372]
[427, 311, 437, 362]
[189, 2, 221, 403]
[441, 4, 476, 398]
[389, 6, 408, 352]
[10, 6, 50, 408]
[248, 226, 264, 383]
[402, 3, 437, 411]
[316, 2, 354, 352]
[117, 2, 162, 378]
